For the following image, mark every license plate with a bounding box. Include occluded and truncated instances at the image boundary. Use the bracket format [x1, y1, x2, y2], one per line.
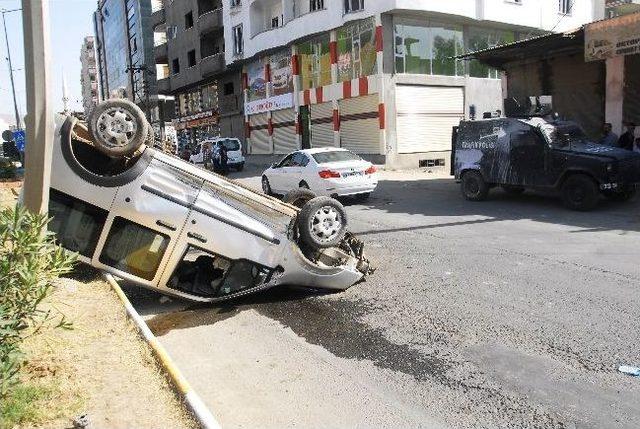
[342, 171, 363, 178]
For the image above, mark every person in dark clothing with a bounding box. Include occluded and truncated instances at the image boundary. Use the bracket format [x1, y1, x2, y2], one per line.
[617, 122, 636, 151]
[219, 143, 229, 176]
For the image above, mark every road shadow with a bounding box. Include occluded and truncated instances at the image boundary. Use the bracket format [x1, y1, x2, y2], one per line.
[348, 177, 640, 234]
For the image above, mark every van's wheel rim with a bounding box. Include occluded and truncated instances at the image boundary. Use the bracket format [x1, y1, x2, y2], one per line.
[95, 107, 138, 149]
[309, 206, 342, 243]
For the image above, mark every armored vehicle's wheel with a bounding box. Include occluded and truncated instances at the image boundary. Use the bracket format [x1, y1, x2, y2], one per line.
[461, 170, 489, 201]
[501, 185, 525, 195]
[283, 188, 316, 208]
[298, 197, 347, 249]
[89, 99, 149, 158]
[561, 174, 599, 211]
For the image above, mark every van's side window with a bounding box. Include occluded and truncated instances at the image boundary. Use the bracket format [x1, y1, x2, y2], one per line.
[48, 189, 108, 258]
[510, 129, 546, 168]
[99, 217, 169, 280]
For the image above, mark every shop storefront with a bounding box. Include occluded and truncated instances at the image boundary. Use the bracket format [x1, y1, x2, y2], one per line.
[174, 82, 220, 151]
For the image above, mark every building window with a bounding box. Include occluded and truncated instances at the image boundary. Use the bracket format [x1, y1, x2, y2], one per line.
[558, 0, 571, 14]
[394, 21, 464, 77]
[172, 58, 180, 74]
[467, 27, 515, 78]
[224, 82, 234, 95]
[185, 11, 194, 29]
[337, 17, 377, 82]
[310, 0, 324, 11]
[188, 49, 197, 67]
[233, 24, 243, 55]
[271, 16, 279, 28]
[230, 0, 241, 6]
[344, 0, 364, 14]
[167, 25, 178, 39]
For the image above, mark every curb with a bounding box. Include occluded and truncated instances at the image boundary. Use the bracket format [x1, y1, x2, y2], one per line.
[103, 273, 221, 429]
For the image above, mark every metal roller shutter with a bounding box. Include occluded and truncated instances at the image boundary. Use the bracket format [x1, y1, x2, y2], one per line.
[310, 102, 335, 148]
[339, 95, 380, 154]
[250, 113, 271, 154]
[396, 85, 464, 154]
[272, 108, 297, 154]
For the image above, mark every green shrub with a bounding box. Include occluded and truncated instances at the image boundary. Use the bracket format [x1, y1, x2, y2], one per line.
[0, 206, 76, 398]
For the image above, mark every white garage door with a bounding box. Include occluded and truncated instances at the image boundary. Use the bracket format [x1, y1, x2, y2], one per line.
[396, 85, 463, 154]
[311, 102, 336, 148]
[249, 113, 271, 154]
[272, 108, 297, 154]
[339, 94, 380, 154]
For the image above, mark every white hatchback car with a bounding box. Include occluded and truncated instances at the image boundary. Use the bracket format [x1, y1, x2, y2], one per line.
[189, 138, 245, 171]
[261, 148, 378, 199]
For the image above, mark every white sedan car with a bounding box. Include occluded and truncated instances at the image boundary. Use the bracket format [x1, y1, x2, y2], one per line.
[261, 148, 378, 199]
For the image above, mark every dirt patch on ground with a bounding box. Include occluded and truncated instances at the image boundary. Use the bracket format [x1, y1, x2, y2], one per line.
[18, 267, 196, 429]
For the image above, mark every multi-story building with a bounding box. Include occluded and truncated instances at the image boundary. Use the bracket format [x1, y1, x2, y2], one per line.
[221, 0, 604, 169]
[151, 0, 245, 151]
[80, 36, 99, 117]
[93, 0, 174, 139]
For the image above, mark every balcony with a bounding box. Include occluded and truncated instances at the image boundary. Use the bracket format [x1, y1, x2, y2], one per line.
[198, 8, 223, 35]
[151, 8, 166, 28]
[154, 42, 168, 63]
[157, 77, 171, 95]
[200, 53, 224, 77]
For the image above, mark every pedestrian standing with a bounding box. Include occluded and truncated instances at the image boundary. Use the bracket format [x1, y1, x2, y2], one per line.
[220, 143, 229, 176]
[617, 122, 636, 151]
[599, 123, 618, 147]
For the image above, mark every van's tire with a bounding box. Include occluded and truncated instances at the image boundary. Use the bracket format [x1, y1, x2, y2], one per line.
[561, 174, 599, 211]
[89, 99, 149, 158]
[261, 176, 272, 196]
[298, 197, 347, 249]
[461, 170, 489, 201]
[283, 188, 316, 208]
[604, 185, 636, 202]
[501, 185, 525, 195]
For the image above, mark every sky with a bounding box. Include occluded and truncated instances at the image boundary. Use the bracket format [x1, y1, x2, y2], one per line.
[0, 0, 96, 128]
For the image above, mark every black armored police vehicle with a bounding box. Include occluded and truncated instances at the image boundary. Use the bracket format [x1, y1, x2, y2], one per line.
[452, 97, 640, 211]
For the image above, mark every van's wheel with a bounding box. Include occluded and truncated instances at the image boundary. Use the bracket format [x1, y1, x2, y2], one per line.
[89, 99, 149, 158]
[283, 188, 316, 208]
[501, 185, 525, 195]
[261, 176, 272, 195]
[561, 174, 599, 211]
[298, 197, 347, 249]
[461, 170, 489, 201]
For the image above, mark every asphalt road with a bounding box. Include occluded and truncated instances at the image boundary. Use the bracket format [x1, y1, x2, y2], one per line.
[125, 168, 640, 429]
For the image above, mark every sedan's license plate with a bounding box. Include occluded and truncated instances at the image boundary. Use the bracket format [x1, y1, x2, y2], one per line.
[342, 171, 363, 178]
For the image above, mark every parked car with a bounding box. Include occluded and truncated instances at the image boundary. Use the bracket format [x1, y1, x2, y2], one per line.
[189, 138, 245, 171]
[261, 148, 378, 200]
[45, 99, 371, 302]
[452, 115, 640, 210]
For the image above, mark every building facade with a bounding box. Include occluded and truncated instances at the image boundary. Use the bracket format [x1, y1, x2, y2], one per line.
[94, 0, 174, 139]
[221, 0, 603, 169]
[151, 0, 245, 152]
[80, 36, 99, 117]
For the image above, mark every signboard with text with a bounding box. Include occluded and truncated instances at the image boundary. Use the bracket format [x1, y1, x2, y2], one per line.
[585, 13, 640, 61]
[245, 93, 294, 115]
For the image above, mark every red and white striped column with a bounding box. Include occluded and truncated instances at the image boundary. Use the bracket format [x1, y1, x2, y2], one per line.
[264, 57, 274, 154]
[242, 66, 250, 153]
[291, 44, 302, 149]
[330, 29, 340, 147]
[375, 14, 386, 155]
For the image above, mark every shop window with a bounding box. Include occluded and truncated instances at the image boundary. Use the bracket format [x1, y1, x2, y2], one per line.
[172, 58, 180, 74]
[99, 217, 169, 281]
[337, 17, 377, 82]
[344, 0, 364, 14]
[468, 27, 515, 79]
[394, 21, 463, 76]
[185, 11, 194, 29]
[48, 189, 108, 258]
[188, 49, 197, 67]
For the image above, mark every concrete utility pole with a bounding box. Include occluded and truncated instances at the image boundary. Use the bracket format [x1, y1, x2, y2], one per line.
[1, 8, 23, 130]
[21, 0, 53, 214]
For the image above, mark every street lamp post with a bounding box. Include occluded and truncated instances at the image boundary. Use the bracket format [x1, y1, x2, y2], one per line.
[1, 8, 23, 130]
[21, 0, 53, 214]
